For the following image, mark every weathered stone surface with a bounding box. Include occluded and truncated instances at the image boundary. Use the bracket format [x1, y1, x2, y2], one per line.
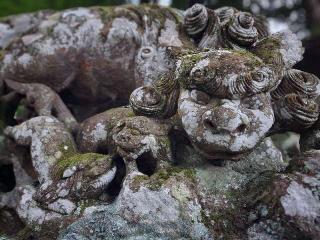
[244, 150, 320, 240]
[0, 3, 319, 240]
[60, 166, 211, 240]
[58, 138, 287, 240]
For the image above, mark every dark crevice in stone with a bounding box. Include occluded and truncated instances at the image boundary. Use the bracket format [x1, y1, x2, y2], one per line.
[0, 207, 25, 236]
[96, 145, 109, 155]
[136, 151, 157, 176]
[104, 154, 126, 198]
[169, 128, 193, 165]
[0, 163, 16, 192]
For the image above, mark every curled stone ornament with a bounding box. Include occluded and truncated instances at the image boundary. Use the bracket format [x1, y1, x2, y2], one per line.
[184, 3, 209, 39]
[273, 93, 320, 132]
[130, 71, 179, 119]
[272, 69, 320, 100]
[227, 12, 258, 47]
[214, 6, 236, 25]
[271, 69, 320, 133]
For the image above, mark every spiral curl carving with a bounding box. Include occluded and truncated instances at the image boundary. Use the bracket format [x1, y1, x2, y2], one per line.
[227, 12, 258, 47]
[184, 4, 209, 39]
[272, 69, 320, 100]
[130, 73, 179, 119]
[274, 93, 319, 131]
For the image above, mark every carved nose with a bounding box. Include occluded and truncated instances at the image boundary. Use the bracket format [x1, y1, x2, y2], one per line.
[202, 110, 218, 131]
[202, 105, 249, 132]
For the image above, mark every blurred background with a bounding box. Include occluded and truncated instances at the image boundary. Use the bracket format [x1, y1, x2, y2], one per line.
[0, 0, 319, 76]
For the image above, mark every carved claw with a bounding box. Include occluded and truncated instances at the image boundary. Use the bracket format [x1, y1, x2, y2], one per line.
[4, 79, 78, 133]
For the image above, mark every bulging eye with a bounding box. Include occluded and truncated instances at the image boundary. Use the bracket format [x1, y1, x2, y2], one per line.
[190, 66, 208, 83]
[140, 47, 154, 59]
[190, 90, 210, 105]
[252, 69, 270, 83]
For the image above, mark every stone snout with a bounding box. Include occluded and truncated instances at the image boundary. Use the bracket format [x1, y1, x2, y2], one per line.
[202, 101, 249, 134]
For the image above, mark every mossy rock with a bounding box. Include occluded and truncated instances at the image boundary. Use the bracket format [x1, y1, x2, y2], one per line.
[130, 167, 196, 192]
[54, 152, 107, 178]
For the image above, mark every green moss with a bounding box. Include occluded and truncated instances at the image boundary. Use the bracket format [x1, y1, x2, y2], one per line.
[127, 4, 182, 26]
[126, 111, 136, 118]
[78, 199, 97, 215]
[130, 167, 196, 192]
[200, 209, 209, 226]
[252, 37, 282, 64]
[0, 50, 5, 62]
[94, 4, 176, 27]
[13, 105, 30, 121]
[130, 174, 150, 192]
[93, 6, 114, 22]
[235, 49, 263, 67]
[201, 205, 247, 239]
[54, 151, 106, 178]
[129, 128, 140, 136]
[183, 168, 196, 180]
[186, 52, 203, 63]
[58, 140, 77, 159]
[159, 137, 171, 153]
[178, 52, 204, 87]
[199, 182, 252, 239]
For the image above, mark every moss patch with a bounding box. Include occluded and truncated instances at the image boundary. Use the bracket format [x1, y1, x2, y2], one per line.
[54, 152, 106, 178]
[252, 37, 282, 65]
[177, 52, 204, 87]
[77, 199, 97, 215]
[200, 187, 249, 239]
[130, 167, 196, 192]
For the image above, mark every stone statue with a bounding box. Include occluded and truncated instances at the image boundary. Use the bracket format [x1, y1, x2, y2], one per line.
[0, 3, 319, 240]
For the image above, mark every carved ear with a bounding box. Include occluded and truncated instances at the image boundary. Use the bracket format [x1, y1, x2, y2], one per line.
[269, 69, 320, 134]
[129, 85, 179, 119]
[130, 86, 164, 117]
[271, 93, 319, 133]
[252, 30, 304, 69]
[184, 4, 220, 49]
[184, 4, 211, 41]
[272, 69, 320, 100]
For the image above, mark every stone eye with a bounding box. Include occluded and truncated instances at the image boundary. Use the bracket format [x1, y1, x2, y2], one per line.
[190, 90, 210, 105]
[252, 70, 269, 83]
[190, 67, 208, 83]
[193, 69, 202, 78]
[140, 47, 154, 59]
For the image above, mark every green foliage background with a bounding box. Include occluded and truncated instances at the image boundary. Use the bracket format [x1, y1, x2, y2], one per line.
[0, 0, 127, 17]
[0, 0, 197, 17]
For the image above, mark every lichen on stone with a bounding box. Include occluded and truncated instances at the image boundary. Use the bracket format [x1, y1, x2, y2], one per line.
[0, 3, 319, 240]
